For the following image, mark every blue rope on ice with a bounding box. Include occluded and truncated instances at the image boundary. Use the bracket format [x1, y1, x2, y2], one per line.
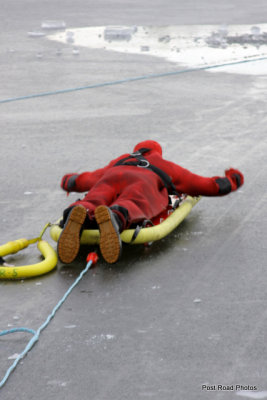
[0, 55, 266, 104]
[0, 259, 93, 389]
[0, 327, 36, 336]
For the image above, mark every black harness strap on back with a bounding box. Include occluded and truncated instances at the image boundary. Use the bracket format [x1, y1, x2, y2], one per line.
[114, 148, 178, 196]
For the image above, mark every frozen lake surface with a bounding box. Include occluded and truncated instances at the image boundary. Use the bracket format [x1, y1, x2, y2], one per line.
[1, 0, 267, 399]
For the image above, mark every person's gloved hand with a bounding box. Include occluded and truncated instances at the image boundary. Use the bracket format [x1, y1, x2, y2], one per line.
[215, 168, 244, 195]
[225, 168, 244, 191]
[61, 173, 79, 192]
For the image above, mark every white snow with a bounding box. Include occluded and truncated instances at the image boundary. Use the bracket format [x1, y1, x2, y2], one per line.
[86, 334, 116, 345]
[48, 24, 267, 75]
[8, 353, 20, 360]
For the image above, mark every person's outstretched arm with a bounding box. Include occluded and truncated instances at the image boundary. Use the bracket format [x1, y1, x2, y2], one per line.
[60, 167, 107, 193]
[60, 153, 131, 193]
[171, 164, 244, 197]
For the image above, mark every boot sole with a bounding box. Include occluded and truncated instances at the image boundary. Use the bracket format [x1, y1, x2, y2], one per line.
[95, 205, 122, 264]
[57, 205, 87, 264]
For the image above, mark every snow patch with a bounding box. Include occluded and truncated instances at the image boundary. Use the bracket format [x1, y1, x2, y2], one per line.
[86, 334, 115, 345]
[48, 24, 267, 75]
[8, 353, 20, 360]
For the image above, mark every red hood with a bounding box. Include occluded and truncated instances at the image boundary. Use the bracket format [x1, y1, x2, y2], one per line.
[133, 140, 162, 156]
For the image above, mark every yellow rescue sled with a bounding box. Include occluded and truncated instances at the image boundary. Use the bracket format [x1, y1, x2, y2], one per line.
[0, 196, 200, 279]
[50, 196, 201, 245]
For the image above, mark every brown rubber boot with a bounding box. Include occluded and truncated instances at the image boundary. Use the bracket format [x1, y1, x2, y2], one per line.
[94, 205, 122, 264]
[57, 205, 87, 264]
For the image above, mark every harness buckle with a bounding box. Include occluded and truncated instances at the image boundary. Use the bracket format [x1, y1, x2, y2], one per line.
[137, 159, 150, 168]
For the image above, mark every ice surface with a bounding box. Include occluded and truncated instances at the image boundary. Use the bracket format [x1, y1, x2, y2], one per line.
[104, 26, 137, 42]
[236, 391, 267, 399]
[47, 380, 68, 387]
[2, 262, 15, 267]
[66, 31, 75, 44]
[86, 334, 115, 345]
[28, 31, 46, 38]
[72, 48, 80, 55]
[140, 45, 150, 52]
[208, 333, 221, 341]
[41, 20, 66, 30]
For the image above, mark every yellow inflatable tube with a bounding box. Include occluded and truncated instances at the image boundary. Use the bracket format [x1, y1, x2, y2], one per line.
[50, 196, 200, 245]
[0, 240, 57, 280]
[121, 196, 200, 244]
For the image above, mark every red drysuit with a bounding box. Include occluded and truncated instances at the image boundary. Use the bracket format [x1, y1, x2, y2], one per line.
[61, 140, 244, 229]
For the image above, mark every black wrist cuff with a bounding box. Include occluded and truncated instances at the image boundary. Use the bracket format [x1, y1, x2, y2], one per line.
[233, 173, 241, 188]
[67, 174, 78, 190]
[215, 177, 232, 195]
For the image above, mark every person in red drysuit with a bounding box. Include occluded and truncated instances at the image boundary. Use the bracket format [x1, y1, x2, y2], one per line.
[57, 140, 244, 264]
